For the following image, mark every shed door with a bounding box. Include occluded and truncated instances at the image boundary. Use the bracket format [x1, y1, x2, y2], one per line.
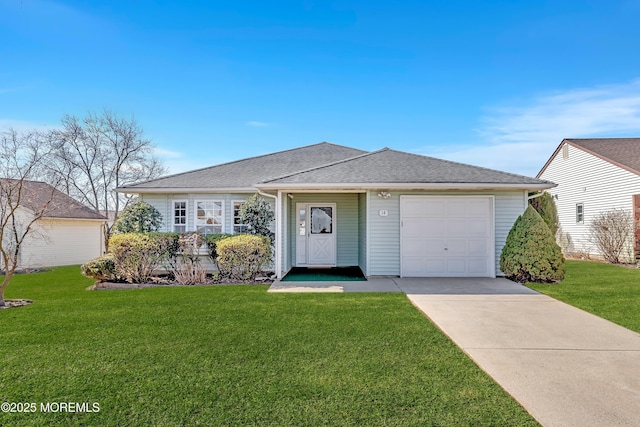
[400, 196, 494, 277]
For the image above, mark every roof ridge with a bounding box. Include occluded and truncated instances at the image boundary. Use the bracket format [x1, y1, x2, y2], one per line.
[386, 148, 555, 183]
[260, 147, 386, 183]
[120, 142, 365, 188]
[284, 146, 552, 184]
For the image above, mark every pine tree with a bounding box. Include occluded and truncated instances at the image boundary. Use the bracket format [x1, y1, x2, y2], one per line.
[500, 205, 565, 283]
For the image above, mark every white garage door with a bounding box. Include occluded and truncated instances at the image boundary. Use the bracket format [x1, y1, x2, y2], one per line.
[401, 196, 494, 277]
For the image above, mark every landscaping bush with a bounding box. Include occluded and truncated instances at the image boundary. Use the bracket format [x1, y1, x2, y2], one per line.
[173, 233, 207, 285]
[238, 194, 275, 241]
[204, 233, 233, 264]
[589, 209, 634, 264]
[80, 254, 120, 282]
[109, 233, 169, 283]
[113, 199, 163, 234]
[148, 232, 181, 273]
[500, 205, 565, 283]
[529, 191, 559, 237]
[216, 234, 272, 281]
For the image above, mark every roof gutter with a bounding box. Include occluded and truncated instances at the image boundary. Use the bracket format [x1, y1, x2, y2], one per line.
[256, 182, 557, 191]
[115, 187, 257, 194]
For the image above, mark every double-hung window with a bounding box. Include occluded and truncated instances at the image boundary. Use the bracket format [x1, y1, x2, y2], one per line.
[232, 201, 248, 234]
[172, 200, 187, 232]
[576, 203, 584, 224]
[195, 200, 223, 235]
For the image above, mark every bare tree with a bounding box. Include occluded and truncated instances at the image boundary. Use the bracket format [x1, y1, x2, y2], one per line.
[47, 110, 166, 250]
[0, 129, 56, 307]
[589, 209, 634, 264]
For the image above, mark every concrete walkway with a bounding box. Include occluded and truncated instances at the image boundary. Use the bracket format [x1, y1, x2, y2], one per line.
[270, 277, 640, 426]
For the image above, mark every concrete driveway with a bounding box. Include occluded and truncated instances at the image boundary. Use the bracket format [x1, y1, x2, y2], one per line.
[397, 278, 640, 427]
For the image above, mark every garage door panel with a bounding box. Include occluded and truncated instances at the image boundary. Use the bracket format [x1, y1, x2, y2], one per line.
[446, 239, 467, 255]
[424, 200, 446, 215]
[468, 239, 489, 255]
[467, 219, 490, 236]
[404, 218, 445, 237]
[468, 259, 490, 275]
[401, 196, 494, 278]
[446, 219, 468, 236]
[468, 199, 490, 214]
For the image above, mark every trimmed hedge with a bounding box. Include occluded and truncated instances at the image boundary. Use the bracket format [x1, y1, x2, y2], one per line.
[204, 233, 233, 262]
[80, 254, 120, 282]
[500, 205, 565, 283]
[108, 232, 180, 283]
[216, 234, 272, 281]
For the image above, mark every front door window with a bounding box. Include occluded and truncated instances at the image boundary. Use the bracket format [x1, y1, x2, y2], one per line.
[311, 207, 333, 234]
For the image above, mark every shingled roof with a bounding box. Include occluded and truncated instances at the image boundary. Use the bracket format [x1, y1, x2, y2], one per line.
[118, 142, 367, 192]
[4, 180, 107, 220]
[539, 138, 640, 177]
[258, 148, 554, 189]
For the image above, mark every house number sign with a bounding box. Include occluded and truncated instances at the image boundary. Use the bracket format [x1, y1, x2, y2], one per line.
[378, 209, 388, 217]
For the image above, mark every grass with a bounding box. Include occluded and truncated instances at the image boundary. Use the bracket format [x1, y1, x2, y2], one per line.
[528, 259, 640, 333]
[0, 266, 538, 426]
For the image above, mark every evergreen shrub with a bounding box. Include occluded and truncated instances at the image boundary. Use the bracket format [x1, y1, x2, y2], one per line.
[500, 205, 565, 283]
[216, 234, 272, 281]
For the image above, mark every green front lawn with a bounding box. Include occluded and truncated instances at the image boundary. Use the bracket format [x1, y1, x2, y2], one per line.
[528, 260, 640, 333]
[0, 266, 537, 426]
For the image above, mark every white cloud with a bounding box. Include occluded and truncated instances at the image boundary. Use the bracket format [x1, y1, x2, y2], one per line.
[424, 79, 640, 177]
[245, 121, 270, 127]
[153, 146, 184, 159]
[0, 119, 58, 133]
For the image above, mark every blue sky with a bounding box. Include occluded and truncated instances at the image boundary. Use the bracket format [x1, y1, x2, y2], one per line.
[2, 0, 640, 177]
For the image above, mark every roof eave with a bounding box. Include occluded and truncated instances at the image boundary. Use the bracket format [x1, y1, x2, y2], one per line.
[116, 187, 257, 194]
[256, 182, 557, 191]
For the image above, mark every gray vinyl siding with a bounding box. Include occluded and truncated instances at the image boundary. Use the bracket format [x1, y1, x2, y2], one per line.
[288, 193, 360, 267]
[494, 191, 528, 275]
[367, 190, 527, 277]
[368, 191, 401, 276]
[539, 143, 640, 260]
[358, 192, 368, 275]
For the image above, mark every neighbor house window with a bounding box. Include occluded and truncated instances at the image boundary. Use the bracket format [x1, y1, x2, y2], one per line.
[195, 200, 223, 235]
[576, 203, 584, 223]
[233, 201, 248, 234]
[172, 200, 187, 232]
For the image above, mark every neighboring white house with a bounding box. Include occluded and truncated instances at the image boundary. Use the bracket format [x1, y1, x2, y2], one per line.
[118, 142, 554, 280]
[537, 138, 640, 261]
[2, 180, 107, 269]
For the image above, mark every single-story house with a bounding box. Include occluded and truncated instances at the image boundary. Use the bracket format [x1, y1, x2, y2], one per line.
[117, 142, 554, 278]
[537, 138, 640, 260]
[2, 180, 107, 269]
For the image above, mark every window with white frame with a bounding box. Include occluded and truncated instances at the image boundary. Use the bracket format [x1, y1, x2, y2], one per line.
[172, 200, 187, 232]
[232, 201, 248, 234]
[195, 200, 223, 235]
[576, 203, 584, 223]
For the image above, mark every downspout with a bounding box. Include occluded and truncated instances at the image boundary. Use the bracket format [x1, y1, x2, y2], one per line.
[527, 191, 545, 201]
[257, 190, 280, 278]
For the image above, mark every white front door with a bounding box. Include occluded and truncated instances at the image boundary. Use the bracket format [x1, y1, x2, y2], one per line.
[296, 203, 337, 266]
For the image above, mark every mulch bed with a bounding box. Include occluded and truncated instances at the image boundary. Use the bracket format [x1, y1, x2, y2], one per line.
[0, 299, 33, 309]
[88, 277, 274, 290]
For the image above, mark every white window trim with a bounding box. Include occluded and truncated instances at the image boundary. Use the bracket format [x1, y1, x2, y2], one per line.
[194, 200, 225, 235]
[172, 199, 188, 233]
[576, 203, 584, 224]
[232, 200, 248, 234]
